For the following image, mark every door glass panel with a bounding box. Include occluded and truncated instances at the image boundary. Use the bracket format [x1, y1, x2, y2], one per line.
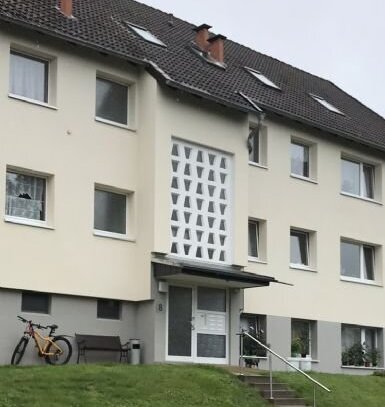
[197, 334, 226, 358]
[168, 286, 192, 357]
[197, 287, 226, 312]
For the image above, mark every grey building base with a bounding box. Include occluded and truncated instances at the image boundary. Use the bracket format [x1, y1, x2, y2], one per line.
[254, 315, 385, 375]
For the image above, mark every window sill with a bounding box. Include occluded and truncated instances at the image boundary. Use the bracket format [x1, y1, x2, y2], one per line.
[340, 192, 382, 206]
[290, 174, 318, 184]
[248, 257, 267, 264]
[95, 117, 136, 132]
[248, 161, 268, 170]
[96, 317, 121, 321]
[4, 216, 54, 230]
[93, 230, 135, 242]
[290, 264, 317, 272]
[340, 276, 382, 287]
[8, 93, 57, 110]
[341, 365, 384, 371]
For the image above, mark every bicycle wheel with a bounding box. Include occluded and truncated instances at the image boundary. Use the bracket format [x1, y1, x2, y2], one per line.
[11, 337, 29, 365]
[45, 336, 72, 365]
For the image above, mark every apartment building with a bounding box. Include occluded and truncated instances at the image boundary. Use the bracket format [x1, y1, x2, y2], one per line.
[0, 0, 384, 373]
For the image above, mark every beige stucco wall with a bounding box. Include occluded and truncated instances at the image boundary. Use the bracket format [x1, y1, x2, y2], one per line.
[245, 117, 385, 328]
[2, 23, 385, 335]
[0, 26, 156, 301]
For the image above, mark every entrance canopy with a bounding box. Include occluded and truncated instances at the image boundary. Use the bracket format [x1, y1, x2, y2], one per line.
[153, 258, 277, 289]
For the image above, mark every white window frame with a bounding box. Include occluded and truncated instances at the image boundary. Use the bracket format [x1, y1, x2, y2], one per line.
[291, 319, 314, 358]
[341, 157, 375, 200]
[248, 219, 259, 260]
[290, 229, 310, 269]
[341, 324, 380, 367]
[95, 75, 131, 128]
[4, 168, 50, 229]
[8, 48, 57, 109]
[340, 240, 376, 283]
[248, 127, 260, 164]
[291, 141, 310, 179]
[93, 185, 132, 241]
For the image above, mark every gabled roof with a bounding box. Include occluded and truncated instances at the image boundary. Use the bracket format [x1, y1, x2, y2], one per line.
[1, 0, 385, 151]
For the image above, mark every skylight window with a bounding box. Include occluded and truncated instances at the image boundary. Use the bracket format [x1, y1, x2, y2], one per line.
[126, 22, 166, 47]
[246, 67, 280, 90]
[310, 94, 344, 115]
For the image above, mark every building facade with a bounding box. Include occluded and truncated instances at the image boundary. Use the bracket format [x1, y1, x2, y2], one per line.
[0, 0, 384, 373]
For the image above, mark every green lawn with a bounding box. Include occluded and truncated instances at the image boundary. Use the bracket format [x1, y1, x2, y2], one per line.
[275, 371, 385, 407]
[0, 364, 267, 407]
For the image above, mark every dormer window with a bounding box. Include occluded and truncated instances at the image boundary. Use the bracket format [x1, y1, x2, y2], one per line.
[310, 94, 344, 115]
[126, 22, 166, 47]
[245, 67, 280, 90]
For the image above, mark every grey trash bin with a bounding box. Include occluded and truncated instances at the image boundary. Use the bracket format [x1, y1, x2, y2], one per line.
[130, 339, 141, 365]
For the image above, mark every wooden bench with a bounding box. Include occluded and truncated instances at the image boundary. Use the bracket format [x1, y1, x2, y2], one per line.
[75, 334, 129, 364]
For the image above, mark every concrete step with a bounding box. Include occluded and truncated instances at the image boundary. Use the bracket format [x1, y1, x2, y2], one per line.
[249, 382, 289, 391]
[238, 374, 273, 384]
[261, 389, 297, 398]
[270, 398, 306, 406]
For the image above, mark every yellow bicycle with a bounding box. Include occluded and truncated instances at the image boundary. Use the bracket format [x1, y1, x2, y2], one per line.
[11, 315, 72, 365]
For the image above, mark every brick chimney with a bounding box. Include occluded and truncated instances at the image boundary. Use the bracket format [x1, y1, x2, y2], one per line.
[59, 0, 73, 17]
[208, 34, 227, 64]
[193, 24, 212, 51]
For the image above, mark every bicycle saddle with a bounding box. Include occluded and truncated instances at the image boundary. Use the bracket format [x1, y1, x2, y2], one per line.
[48, 324, 58, 330]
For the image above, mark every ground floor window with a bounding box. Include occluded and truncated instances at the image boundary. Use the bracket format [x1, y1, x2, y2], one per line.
[291, 319, 316, 358]
[341, 324, 381, 367]
[97, 299, 121, 320]
[21, 291, 50, 314]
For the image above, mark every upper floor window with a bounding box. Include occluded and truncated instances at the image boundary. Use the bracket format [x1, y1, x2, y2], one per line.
[290, 229, 309, 267]
[291, 141, 309, 178]
[10, 51, 49, 103]
[6, 170, 46, 222]
[170, 139, 232, 264]
[94, 188, 128, 237]
[340, 240, 375, 282]
[96, 77, 128, 125]
[341, 158, 374, 199]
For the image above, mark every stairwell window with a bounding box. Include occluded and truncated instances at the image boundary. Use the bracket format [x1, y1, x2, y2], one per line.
[341, 158, 375, 200]
[248, 125, 267, 166]
[248, 220, 259, 258]
[340, 240, 375, 282]
[21, 291, 50, 314]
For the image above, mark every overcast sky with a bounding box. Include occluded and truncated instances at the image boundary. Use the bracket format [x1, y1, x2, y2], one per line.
[140, 0, 385, 118]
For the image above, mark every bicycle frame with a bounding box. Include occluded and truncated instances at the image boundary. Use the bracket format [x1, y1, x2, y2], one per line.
[25, 323, 63, 357]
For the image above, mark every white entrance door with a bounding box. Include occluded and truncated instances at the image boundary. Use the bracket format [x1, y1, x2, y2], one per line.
[167, 285, 228, 364]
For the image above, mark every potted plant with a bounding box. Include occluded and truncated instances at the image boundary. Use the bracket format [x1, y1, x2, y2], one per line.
[291, 337, 302, 357]
[367, 348, 381, 367]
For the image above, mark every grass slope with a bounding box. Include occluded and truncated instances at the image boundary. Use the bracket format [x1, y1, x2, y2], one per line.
[275, 371, 385, 407]
[0, 364, 267, 407]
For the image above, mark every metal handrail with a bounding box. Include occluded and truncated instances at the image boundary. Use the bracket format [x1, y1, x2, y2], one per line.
[240, 330, 330, 406]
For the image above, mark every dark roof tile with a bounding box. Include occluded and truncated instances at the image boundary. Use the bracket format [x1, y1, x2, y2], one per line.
[1, 0, 385, 150]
